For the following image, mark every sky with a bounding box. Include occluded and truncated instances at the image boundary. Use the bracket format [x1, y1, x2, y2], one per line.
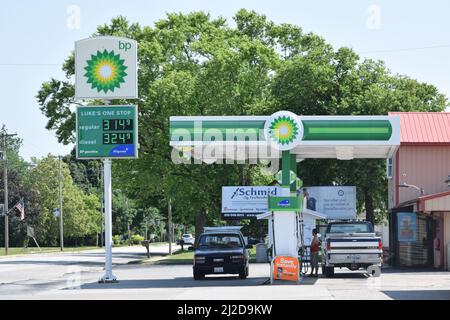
[1, 0, 450, 161]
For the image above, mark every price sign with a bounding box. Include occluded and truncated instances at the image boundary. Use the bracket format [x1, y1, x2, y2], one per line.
[76, 105, 138, 159]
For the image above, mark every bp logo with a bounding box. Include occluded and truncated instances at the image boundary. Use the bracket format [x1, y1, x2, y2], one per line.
[264, 111, 303, 150]
[84, 49, 128, 93]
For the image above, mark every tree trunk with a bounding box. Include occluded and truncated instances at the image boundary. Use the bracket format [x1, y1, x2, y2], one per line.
[194, 210, 207, 246]
[363, 187, 375, 225]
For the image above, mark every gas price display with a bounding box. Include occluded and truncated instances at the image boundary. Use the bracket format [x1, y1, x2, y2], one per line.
[76, 105, 138, 159]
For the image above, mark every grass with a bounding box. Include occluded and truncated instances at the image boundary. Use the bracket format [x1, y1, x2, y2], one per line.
[0, 246, 100, 256]
[150, 246, 259, 265]
[152, 250, 194, 265]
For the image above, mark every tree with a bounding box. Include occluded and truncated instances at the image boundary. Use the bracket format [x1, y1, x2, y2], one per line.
[24, 155, 99, 246]
[36, 10, 448, 231]
[0, 126, 38, 247]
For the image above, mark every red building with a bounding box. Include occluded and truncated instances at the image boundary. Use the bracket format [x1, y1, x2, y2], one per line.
[388, 112, 450, 269]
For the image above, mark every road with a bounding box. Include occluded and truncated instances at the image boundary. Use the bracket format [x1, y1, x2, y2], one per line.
[0, 244, 179, 298]
[1, 247, 450, 299]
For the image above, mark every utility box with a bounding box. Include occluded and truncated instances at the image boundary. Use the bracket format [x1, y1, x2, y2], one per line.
[256, 243, 268, 263]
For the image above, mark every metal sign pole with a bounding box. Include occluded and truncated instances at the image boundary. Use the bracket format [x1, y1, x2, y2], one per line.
[99, 158, 117, 282]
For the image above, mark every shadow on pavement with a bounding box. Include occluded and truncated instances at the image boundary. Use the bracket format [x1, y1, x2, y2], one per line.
[79, 276, 270, 289]
[382, 290, 450, 300]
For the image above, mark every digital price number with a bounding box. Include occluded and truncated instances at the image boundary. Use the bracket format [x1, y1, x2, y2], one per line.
[102, 119, 134, 144]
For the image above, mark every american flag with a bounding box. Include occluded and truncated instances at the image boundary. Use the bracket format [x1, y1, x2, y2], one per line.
[14, 199, 25, 221]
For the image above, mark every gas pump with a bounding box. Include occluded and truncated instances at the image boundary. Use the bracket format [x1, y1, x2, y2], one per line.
[268, 148, 303, 284]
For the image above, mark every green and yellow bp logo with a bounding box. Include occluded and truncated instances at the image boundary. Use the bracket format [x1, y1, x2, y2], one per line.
[264, 111, 303, 150]
[84, 50, 128, 93]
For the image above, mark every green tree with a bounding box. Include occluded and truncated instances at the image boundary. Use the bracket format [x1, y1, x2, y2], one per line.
[24, 155, 99, 246]
[36, 10, 448, 231]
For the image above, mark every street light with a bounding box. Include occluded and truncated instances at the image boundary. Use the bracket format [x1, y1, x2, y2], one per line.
[445, 175, 450, 187]
[47, 155, 64, 251]
[397, 182, 425, 196]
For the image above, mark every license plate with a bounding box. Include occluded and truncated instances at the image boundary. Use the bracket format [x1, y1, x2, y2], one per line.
[214, 267, 224, 273]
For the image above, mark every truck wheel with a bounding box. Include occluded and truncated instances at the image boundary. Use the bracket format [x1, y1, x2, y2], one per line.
[194, 271, 204, 280]
[367, 265, 381, 277]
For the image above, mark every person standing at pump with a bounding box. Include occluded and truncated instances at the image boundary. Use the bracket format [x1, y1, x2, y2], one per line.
[310, 229, 320, 277]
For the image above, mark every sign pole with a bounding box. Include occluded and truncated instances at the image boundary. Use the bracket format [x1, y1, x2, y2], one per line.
[99, 158, 117, 282]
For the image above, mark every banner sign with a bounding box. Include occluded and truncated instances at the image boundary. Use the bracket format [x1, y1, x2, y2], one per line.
[268, 196, 301, 212]
[75, 36, 137, 99]
[299, 186, 356, 220]
[221, 186, 279, 219]
[397, 212, 417, 242]
[76, 105, 138, 159]
[272, 256, 299, 282]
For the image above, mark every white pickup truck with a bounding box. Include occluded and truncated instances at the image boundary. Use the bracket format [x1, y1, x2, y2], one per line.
[321, 221, 383, 278]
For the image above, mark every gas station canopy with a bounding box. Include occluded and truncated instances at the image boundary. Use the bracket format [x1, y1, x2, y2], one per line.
[170, 115, 400, 162]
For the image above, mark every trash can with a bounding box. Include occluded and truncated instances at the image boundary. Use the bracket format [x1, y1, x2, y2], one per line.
[256, 243, 268, 263]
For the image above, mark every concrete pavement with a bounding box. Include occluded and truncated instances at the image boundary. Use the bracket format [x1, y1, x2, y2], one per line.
[2, 247, 450, 299]
[0, 244, 179, 298]
[2, 254, 450, 299]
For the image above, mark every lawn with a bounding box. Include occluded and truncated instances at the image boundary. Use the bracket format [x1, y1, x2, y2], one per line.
[151, 246, 258, 265]
[0, 246, 99, 256]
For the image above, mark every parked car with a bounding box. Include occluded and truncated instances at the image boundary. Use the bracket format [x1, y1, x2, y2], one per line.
[190, 227, 252, 280]
[321, 221, 383, 278]
[182, 233, 195, 245]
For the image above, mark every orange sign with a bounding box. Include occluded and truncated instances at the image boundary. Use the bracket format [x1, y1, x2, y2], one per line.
[273, 256, 299, 282]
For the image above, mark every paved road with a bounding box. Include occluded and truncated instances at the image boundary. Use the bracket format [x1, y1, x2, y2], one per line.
[0, 244, 179, 298]
[2, 249, 450, 299]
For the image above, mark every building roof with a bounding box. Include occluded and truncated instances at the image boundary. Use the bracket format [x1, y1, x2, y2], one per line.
[393, 190, 450, 213]
[388, 112, 450, 144]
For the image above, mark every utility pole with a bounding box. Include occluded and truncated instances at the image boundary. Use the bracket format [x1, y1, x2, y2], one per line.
[58, 156, 64, 251]
[1, 133, 17, 256]
[168, 198, 172, 255]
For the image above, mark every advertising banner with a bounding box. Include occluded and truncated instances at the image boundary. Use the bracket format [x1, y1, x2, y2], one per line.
[397, 212, 417, 242]
[221, 186, 280, 219]
[272, 256, 299, 282]
[299, 186, 356, 220]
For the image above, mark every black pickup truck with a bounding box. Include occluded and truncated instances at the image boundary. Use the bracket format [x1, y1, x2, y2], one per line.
[190, 227, 253, 280]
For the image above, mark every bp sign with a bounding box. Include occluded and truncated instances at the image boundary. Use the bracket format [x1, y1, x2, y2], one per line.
[75, 36, 138, 99]
[76, 105, 138, 159]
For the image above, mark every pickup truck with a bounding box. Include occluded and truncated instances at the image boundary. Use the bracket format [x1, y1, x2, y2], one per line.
[321, 221, 382, 278]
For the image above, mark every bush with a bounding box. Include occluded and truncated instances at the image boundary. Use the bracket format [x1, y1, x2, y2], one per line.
[131, 234, 144, 245]
[112, 235, 122, 245]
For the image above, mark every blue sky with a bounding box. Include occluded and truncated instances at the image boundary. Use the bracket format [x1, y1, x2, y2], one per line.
[1, 0, 450, 160]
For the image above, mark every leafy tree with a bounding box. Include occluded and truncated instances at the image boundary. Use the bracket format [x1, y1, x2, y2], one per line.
[36, 9, 448, 233]
[24, 155, 99, 246]
[0, 126, 38, 247]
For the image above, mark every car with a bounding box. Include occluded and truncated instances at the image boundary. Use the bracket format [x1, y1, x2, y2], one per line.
[181, 233, 195, 245]
[190, 226, 252, 280]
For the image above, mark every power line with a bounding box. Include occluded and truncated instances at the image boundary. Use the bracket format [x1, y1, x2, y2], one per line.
[0, 63, 62, 66]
